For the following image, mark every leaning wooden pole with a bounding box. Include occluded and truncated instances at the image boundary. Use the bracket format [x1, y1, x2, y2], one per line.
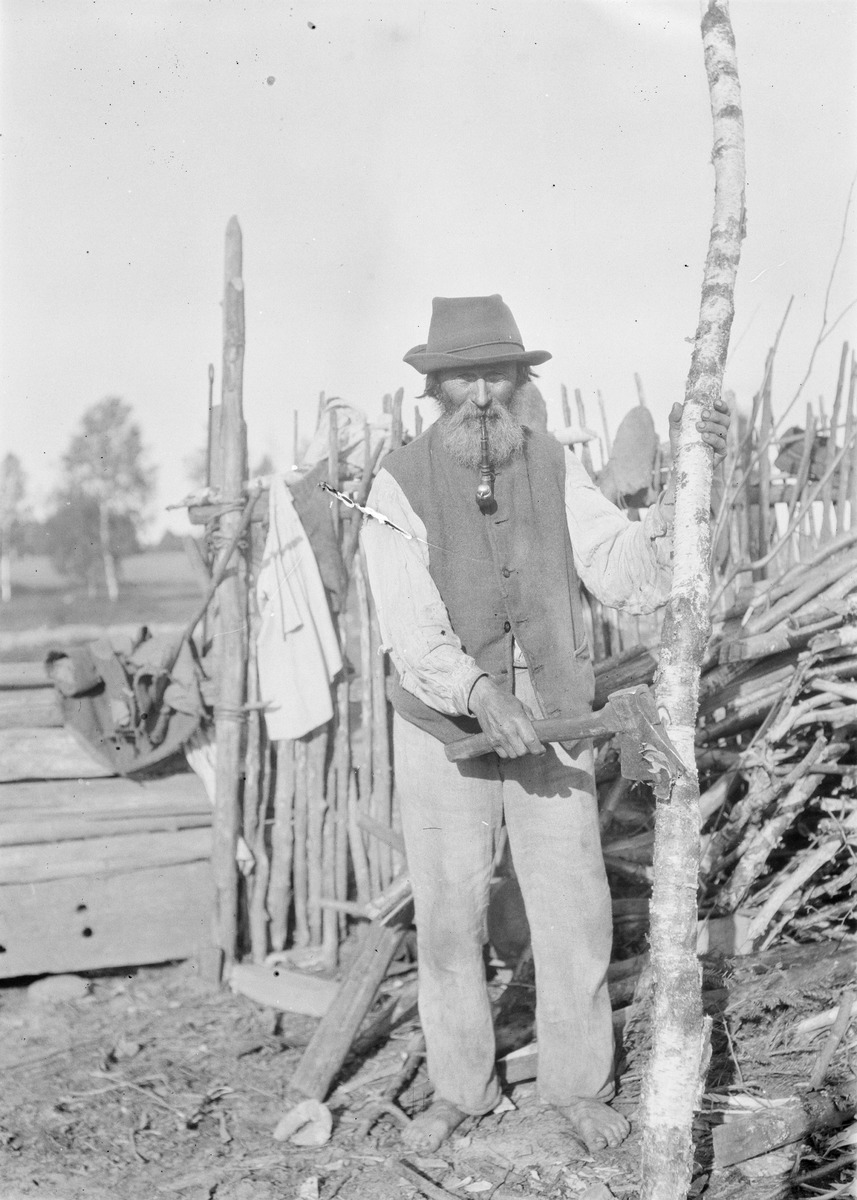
[211, 215, 248, 975]
[640, 6, 745, 1198]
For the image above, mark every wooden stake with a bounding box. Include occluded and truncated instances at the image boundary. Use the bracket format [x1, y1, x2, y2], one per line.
[391, 387, 404, 450]
[755, 351, 773, 578]
[370, 603, 393, 888]
[335, 626, 352, 938]
[292, 738, 309, 947]
[348, 771, 372, 905]
[211, 215, 249, 975]
[328, 408, 340, 537]
[249, 736, 272, 964]
[267, 738, 295, 953]
[585, 592, 607, 662]
[243, 591, 265, 963]
[634, 372, 648, 407]
[354, 550, 379, 893]
[597, 390, 613, 458]
[821, 341, 849, 541]
[560, 383, 572, 427]
[835, 351, 855, 532]
[788, 407, 816, 521]
[574, 388, 596, 478]
[306, 727, 329, 946]
[321, 758, 338, 967]
[845, 355, 857, 532]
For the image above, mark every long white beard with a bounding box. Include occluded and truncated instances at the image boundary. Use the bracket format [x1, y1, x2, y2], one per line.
[436, 393, 525, 470]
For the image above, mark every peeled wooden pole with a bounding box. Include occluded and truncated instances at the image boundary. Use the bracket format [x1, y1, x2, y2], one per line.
[292, 738, 310, 947]
[640, 5, 745, 1198]
[249, 741, 272, 963]
[354, 550, 379, 893]
[334, 617, 352, 939]
[370, 604, 393, 887]
[306, 727, 329, 946]
[267, 738, 295, 953]
[243, 605, 263, 959]
[211, 216, 249, 975]
[835, 351, 855, 531]
[245, 586, 272, 963]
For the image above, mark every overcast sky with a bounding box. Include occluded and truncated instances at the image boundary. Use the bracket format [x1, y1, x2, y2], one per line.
[2, 0, 855, 535]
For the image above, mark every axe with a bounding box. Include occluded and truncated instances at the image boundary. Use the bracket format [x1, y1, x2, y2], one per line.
[445, 684, 686, 788]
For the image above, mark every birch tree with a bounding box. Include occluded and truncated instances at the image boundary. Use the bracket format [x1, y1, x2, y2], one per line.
[0, 452, 26, 602]
[60, 397, 154, 600]
[640, 3, 746, 1197]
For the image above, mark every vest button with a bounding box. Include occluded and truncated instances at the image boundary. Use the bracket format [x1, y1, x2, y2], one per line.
[503, 620, 511, 633]
[501, 567, 511, 578]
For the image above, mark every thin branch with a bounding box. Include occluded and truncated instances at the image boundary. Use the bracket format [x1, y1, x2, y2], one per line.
[777, 172, 857, 426]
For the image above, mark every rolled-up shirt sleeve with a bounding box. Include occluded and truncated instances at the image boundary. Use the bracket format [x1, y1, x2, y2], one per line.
[564, 451, 674, 613]
[360, 468, 487, 715]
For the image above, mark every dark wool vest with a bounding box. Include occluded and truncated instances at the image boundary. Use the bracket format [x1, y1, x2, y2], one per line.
[382, 424, 595, 743]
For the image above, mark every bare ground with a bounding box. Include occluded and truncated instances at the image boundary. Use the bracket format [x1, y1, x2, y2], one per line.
[1, 940, 854, 1200]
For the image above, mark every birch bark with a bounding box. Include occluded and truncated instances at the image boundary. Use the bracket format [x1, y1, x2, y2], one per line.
[640, 4, 745, 1197]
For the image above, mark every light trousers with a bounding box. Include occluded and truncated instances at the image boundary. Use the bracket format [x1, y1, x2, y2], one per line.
[394, 671, 615, 1116]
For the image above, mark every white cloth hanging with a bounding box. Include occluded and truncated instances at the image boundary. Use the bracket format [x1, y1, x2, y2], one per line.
[256, 475, 342, 739]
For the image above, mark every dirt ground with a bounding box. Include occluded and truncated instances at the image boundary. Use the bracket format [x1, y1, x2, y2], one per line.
[1, 939, 854, 1200]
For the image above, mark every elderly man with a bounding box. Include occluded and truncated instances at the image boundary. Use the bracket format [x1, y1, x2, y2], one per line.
[361, 295, 728, 1156]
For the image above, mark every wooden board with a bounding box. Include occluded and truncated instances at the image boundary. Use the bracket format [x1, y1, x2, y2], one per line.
[0, 860, 213, 978]
[0, 772, 210, 819]
[0, 661, 51, 689]
[0, 812, 212, 847]
[0, 826, 212, 885]
[0, 728, 114, 782]
[0, 688, 62, 730]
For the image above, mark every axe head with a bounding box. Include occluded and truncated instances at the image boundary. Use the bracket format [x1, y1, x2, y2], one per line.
[607, 686, 687, 789]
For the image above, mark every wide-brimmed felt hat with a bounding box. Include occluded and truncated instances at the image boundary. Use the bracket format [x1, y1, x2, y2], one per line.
[403, 294, 552, 374]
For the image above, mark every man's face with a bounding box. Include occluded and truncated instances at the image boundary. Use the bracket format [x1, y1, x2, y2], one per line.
[434, 361, 525, 470]
[436, 362, 519, 414]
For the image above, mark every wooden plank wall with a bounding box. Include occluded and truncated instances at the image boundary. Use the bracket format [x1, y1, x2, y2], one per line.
[0, 658, 214, 979]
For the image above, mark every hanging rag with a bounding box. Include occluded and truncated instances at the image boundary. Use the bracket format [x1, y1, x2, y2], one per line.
[256, 475, 343, 739]
[290, 460, 348, 611]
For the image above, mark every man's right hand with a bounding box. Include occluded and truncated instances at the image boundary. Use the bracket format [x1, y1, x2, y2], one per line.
[467, 676, 545, 759]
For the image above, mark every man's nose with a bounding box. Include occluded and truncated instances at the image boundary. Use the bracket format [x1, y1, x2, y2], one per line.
[471, 378, 492, 410]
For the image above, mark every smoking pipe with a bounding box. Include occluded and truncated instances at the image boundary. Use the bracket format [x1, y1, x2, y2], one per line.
[475, 411, 494, 510]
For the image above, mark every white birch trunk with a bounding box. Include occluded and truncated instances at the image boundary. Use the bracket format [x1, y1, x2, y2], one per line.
[98, 499, 119, 602]
[0, 520, 11, 602]
[0, 550, 10, 603]
[640, 4, 745, 1198]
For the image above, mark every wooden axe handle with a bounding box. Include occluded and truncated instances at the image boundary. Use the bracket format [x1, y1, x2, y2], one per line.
[444, 712, 617, 762]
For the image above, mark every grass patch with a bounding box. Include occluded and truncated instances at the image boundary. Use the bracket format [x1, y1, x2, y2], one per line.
[2, 552, 202, 653]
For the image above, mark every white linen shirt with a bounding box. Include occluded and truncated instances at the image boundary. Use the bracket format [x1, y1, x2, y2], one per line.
[360, 449, 674, 718]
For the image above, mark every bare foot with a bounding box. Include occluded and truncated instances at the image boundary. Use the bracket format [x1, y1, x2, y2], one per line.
[401, 1099, 466, 1154]
[553, 1098, 630, 1154]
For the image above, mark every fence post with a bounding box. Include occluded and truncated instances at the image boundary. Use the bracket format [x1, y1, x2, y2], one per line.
[210, 215, 248, 977]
